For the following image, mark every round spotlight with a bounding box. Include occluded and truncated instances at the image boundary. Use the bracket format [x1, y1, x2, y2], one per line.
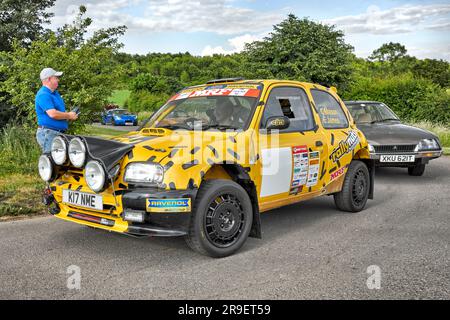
[38, 155, 53, 181]
[51, 136, 67, 165]
[68, 137, 86, 168]
[84, 160, 106, 192]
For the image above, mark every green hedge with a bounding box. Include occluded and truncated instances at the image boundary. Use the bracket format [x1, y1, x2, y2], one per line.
[127, 90, 169, 113]
[343, 74, 450, 124]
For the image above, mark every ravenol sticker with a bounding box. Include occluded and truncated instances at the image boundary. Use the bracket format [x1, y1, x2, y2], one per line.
[146, 198, 191, 213]
[329, 131, 359, 163]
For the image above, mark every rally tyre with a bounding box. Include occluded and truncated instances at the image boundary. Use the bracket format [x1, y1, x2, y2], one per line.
[408, 164, 425, 176]
[334, 160, 370, 212]
[186, 179, 253, 258]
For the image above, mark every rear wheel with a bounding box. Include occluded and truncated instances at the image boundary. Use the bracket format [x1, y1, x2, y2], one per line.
[334, 160, 370, 212]
[186, 179, 253, 258]
[408, 164, 425, 176]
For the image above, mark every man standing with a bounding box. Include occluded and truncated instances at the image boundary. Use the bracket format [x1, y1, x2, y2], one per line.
[35, 68, 78, 153]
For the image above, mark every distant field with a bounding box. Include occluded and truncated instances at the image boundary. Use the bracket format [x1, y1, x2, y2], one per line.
[109, 89, 131, 107]
[82, 124, 125, 138]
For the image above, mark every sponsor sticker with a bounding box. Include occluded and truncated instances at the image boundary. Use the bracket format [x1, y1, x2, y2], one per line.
[306, 151, 320, 187]
[146, 198, 191, 213]
[289, 186, 303, 195]
[169, 85, 261, 101]
[329, 130, 359, 163]
[330, 166, 346, 181]
[291, 145, 309, 188]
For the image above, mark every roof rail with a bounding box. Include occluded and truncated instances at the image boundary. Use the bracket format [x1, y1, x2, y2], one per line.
[206, 77, 244, 84]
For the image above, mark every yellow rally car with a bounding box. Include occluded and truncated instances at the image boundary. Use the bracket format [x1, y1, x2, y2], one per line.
[39, 78, 374, 257]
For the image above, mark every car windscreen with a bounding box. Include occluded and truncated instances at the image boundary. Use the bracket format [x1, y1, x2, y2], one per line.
[143, 84, 262, 131]
[347, 103, 400, 124]
[113, 110, 131, 115]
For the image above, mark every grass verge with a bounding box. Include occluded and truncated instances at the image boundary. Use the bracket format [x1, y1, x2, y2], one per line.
[407, 121, 450, 154]
[109, 89, 131, 107]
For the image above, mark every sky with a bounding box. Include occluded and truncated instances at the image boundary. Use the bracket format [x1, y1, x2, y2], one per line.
[48, 0, 450, 60]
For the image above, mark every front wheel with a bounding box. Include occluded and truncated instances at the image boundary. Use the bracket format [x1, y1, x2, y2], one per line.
[334, 160, 370, 212]
[408, 164, 425, 176]
[186, 179, 253, 258]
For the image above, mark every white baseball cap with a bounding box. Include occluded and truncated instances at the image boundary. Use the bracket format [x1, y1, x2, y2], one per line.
[40, 68, 63, 81]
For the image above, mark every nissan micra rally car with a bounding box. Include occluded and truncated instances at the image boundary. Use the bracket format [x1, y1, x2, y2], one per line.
[39, 78, 374, 257]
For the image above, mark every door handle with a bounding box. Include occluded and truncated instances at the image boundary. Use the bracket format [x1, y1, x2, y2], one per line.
[315, 141, 323, 147]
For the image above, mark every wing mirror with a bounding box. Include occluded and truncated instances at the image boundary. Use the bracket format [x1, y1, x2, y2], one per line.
[265, 116, 290, 130]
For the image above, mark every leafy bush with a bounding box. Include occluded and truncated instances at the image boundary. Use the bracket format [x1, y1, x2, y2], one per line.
[342, 74, 450, 124]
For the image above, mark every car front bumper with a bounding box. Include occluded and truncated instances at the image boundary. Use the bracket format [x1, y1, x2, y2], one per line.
[45, 186, 197, 237]
[369, 150, 443, 166]
[114, 118, 136, 125]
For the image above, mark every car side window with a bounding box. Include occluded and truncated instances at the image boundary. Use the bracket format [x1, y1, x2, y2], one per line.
[311, 90, 349, 129]
[261, 86, 315, 132]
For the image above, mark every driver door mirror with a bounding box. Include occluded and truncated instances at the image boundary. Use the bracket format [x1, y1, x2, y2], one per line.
[264, 116, 290, 130]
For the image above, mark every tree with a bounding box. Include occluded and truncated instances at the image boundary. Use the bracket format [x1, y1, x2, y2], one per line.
[0, 6, 126, 132]
[0, 0, 55, 52]
[412, 59, 450, 88]
[242, 14, 355, 89]
[368, 42, 407, 62]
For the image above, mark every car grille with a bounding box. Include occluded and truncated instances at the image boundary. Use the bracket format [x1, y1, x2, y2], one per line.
[374, 145, 416, 153]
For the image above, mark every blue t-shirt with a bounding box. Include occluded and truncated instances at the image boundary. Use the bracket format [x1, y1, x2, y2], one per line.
[35, 86, 68, 131]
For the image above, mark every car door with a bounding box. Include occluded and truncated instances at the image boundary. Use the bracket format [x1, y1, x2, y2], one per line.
[256, 85, 330, 210]
[310, 89, 355, 186]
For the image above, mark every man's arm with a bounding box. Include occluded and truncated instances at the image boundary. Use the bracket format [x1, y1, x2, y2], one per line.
[46, 109, 78, 120]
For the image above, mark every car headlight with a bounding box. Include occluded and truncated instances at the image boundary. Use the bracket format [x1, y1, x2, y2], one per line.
[415, 139, 440, 152]
[84, 160, 106, 192]
[368, 144, 375, 153]
[51, 136, 67, 165]
[68, 137, 86, 168]
[38, 155, 53, 181]
[124, 163, 164, 184]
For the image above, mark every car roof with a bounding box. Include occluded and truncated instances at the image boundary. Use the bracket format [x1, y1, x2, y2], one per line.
[344, 100, 382, 105]
[184, 79, 333, 91]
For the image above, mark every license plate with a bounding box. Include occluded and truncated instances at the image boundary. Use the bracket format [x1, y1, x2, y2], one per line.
[380, 155, 415, 162]
[125, 122, 133, 126]
[62, 189, 103, 210]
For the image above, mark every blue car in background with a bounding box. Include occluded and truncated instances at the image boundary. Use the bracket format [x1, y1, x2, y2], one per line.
[101, 109, 138, 126]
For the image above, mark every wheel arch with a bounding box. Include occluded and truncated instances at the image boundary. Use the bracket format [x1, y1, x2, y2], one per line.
[199, 162, 262, 239]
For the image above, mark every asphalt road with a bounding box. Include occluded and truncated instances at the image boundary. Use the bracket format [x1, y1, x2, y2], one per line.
[1, 157, 449, 299]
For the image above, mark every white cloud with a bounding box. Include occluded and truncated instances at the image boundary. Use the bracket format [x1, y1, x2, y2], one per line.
[201, 32, 265, 56]
[325, 4, 450, 35]
[50, 0, 282, 35]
